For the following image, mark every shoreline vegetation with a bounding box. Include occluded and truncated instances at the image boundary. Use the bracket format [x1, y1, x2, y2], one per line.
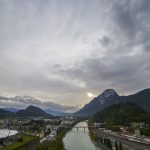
[88, 121, 120, 150]
[37, 120, 81, 150]
[36, 130, 66, 150]
[88, 121, 108, 150]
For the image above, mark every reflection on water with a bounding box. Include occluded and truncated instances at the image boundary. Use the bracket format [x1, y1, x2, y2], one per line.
[63, 121, 100, 150]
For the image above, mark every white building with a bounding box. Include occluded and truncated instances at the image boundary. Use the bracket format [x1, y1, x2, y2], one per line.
[0, 129, 18, 139]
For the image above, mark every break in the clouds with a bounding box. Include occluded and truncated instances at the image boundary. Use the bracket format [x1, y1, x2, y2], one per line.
[0, 0, 150, 109]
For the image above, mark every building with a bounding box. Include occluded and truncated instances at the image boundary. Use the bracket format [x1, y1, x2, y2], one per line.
[0, 129, 18, 146]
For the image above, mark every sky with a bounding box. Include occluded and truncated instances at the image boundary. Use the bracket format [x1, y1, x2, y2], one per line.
[0, 0, 150, 112]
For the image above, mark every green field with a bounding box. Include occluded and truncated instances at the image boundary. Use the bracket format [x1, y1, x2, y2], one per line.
[1, 135, 35, 150]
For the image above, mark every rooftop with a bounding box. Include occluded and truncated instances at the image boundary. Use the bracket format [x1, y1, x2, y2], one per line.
[0, 129, 18, 139]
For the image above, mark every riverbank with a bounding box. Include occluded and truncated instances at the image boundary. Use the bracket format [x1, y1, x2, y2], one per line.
[37, 121, 80, 150]
[88, 121, 111, 150]
[89, 133, 110, 150]
[37, 130, 65, 150]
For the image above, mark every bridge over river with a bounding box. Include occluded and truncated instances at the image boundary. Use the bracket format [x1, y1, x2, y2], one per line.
[73, 126, 96, 132]
[63, 121, 100, 150]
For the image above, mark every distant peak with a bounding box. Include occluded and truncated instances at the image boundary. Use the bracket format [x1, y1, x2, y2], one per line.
[26, 105, 34, 108]
[26, 105, 40, 110]
[98, 89, 119, 98]
[104, 89, 117, 94]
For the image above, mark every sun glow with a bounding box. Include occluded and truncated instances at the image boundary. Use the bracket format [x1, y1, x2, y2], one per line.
[86, 92, 95, 98]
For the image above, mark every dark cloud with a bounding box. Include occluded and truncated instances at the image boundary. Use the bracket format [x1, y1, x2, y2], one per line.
[0, 0, 150, 108]
[98, 36, 111, 47]
[110, 0, 150, 51]
[111, 0, 136, 38]
[54, 54, 150, 94]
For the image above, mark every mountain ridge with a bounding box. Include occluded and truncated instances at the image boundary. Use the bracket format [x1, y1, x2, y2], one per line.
[45, 109, 68, 116]
[0, 109, 15, 118]
[75, 89, 120, 116]
[0, 105, 54, 118]
[92, 102, 150, 124]
[2, 107, 20, 113]
[16, 105, 53, 117]
[75, 88, 150, 116]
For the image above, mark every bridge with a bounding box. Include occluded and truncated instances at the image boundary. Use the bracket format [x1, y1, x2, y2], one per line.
[73, 126, 96, 132]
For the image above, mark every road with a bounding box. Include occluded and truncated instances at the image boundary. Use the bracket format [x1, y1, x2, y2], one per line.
[95, 129, 150, 150]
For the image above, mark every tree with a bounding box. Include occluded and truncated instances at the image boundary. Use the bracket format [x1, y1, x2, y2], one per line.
[115, 141, 119, 150]
[119, 141, 123, 150]
[104, 138, 112, 149]
[104, 138, 107, 145]
[99, 137, 103, 143]
[107, 139, 112, 149]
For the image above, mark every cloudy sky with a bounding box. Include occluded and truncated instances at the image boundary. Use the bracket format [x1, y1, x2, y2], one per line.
[0, 0, 150, 111]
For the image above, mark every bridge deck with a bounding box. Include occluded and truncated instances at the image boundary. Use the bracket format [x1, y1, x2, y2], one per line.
[73, 126, 96, 128]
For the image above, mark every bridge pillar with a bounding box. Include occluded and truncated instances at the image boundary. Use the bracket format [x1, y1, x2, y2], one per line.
[84, 127, 85, 132]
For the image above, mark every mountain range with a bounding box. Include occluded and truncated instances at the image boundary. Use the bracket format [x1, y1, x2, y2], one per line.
[1, 107, 66, 117]
[44, 109, 67, 116]
[75, 88, 150, 116]
[2, 107, 20, 113]
[0, 105, 53, 118]
[16, 105, 53, 117]
[0, 109, 15, 118]
[0, 88, 150, 118]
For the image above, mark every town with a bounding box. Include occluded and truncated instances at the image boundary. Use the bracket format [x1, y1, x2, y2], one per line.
[0, 116, 78, 149]
[1, 115, 150, 150]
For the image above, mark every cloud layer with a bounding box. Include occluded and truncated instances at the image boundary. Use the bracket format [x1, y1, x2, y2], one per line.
[0, 95, 79, 112]
[0, 0, 150, 109]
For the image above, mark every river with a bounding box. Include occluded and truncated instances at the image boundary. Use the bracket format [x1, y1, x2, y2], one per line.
[63, 121, 100, 150]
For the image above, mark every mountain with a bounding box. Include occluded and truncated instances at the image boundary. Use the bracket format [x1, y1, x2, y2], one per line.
[92, 102, 150, 125]
[2, 107, 20, 113]
[119, 88, 150, 112]
[75, 88, 150, 117]
[75, 89, 120, 116]
[0, 105, 54, 118]
[45, 109, 67, 116]
[16, 105, 53, 117]
[0, 109, 15, 118]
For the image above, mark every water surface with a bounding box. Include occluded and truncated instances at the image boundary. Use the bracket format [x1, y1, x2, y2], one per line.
[63, 121, 100, 150]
